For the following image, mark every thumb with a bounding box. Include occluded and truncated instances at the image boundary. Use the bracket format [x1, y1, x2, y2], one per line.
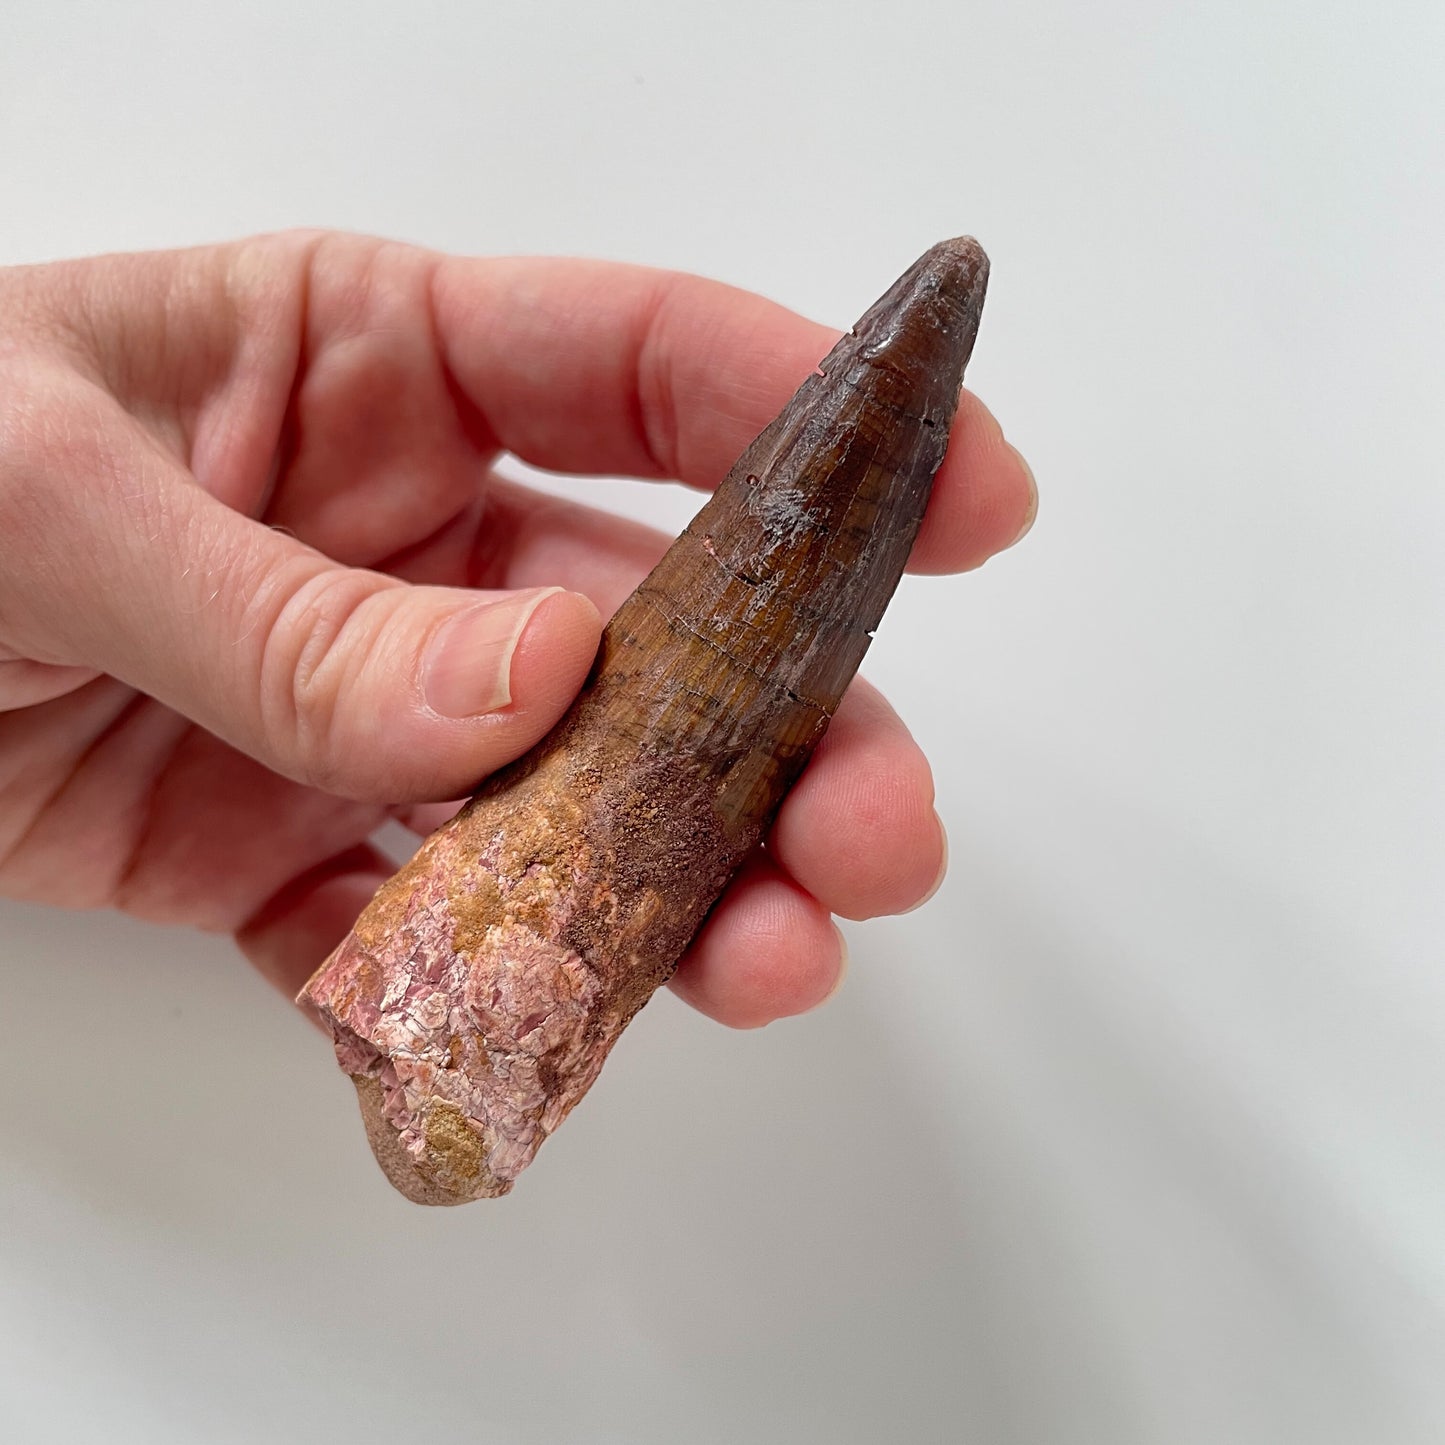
[1, 392, 602, 802]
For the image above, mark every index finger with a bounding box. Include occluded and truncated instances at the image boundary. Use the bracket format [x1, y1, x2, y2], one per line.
[432, 254, 1036, 574]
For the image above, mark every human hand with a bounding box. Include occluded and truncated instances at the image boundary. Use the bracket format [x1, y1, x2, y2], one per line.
[0, 232, 1035, 1026]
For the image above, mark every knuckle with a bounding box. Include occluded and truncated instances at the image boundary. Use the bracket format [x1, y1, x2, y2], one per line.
[256, 565, 401, 793]
[0, 379, 39, 534]
[305, 232, 429, 325]
[222, 228, 328, 314]
[0, 361, 115, 644]
[0, 368, 104, 480]
[631, 274, 688, 479]
[0, 263, 73, 354]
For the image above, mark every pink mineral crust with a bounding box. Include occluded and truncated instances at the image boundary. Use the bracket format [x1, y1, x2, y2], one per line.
[300, 775, 628, 1201]
[307, 826, 606, 1196]
[299, 730, 738, 1204]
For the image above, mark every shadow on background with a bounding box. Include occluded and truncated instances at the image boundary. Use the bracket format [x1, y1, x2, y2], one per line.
[1, 899, 1007, 1444]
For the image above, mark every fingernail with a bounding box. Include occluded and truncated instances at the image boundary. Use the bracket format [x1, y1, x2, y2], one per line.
[822, 922, 850, 1004]
[904, 812, 949, 913]
[423, 588, 564, 719]
[1008, 447, 1039, 548]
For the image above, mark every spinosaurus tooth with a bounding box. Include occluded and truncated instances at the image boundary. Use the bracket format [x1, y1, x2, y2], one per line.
[299, 238, 990, 1204]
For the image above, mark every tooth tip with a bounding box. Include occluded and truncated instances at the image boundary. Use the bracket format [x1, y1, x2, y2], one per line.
[915, 236, 990, 311]
[927, 234, 989, 271]
[835, 237, 990, 418]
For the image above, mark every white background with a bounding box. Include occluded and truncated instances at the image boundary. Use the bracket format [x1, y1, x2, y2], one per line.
[2, 2, 1443, 1441]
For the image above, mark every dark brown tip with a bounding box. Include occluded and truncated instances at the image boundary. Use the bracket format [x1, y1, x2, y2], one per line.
[826, 236, 990, 423]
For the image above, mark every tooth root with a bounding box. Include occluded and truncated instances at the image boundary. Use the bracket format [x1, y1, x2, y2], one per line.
[298, 238, 990, 1204]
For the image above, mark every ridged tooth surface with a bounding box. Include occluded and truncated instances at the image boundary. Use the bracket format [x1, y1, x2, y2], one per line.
[299, 239, 990, 1204]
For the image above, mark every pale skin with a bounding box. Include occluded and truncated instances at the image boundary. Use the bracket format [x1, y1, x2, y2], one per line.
[0, 231, 1036, 1028]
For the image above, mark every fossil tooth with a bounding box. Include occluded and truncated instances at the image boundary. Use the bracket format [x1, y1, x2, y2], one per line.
[298, 238, 990, 1203]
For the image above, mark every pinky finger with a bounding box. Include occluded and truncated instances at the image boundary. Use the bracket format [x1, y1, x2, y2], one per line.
[235, 844, 395, 1003]
[667, 850, 846, 1028]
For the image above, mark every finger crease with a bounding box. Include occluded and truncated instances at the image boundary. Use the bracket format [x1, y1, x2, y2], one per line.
[109, 721, 197, 912]
[0, 690, 145, 883]
[630, 278, 681, 481]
